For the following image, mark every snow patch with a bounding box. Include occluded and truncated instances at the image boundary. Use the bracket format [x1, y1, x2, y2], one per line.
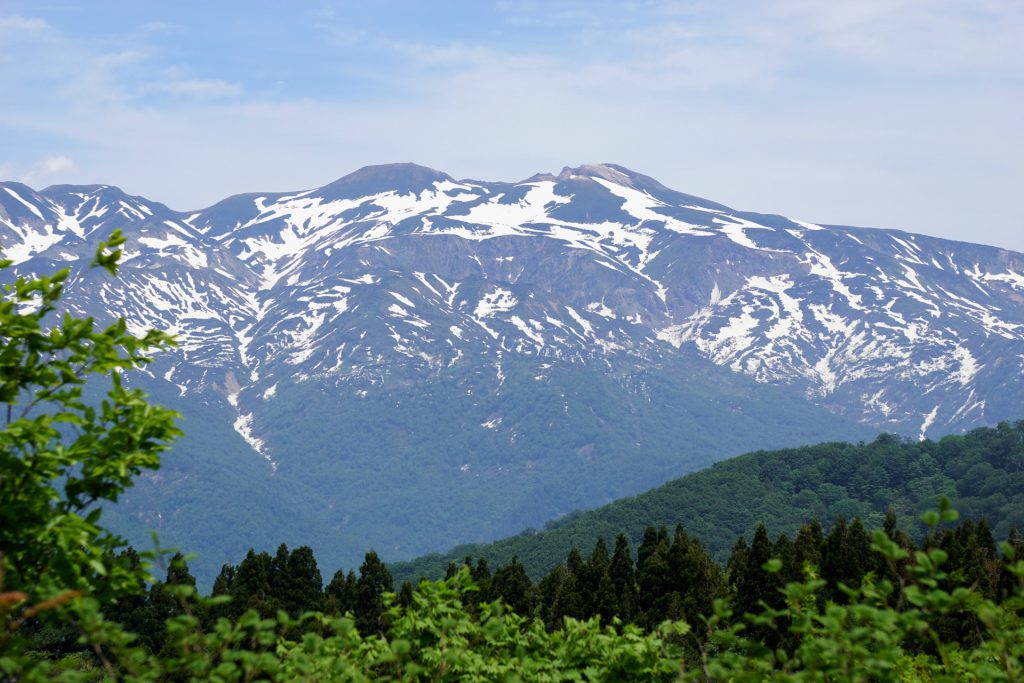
[474, 288, 517, 317]
[919, 405, 939, 440]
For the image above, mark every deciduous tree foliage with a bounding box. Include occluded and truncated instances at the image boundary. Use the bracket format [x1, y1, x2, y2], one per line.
[0, 232, 179, 605]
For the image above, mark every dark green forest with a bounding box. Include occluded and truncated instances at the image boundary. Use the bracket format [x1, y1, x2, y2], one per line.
[392, 421, 1024, 582]
[76, 505, 1020, 659]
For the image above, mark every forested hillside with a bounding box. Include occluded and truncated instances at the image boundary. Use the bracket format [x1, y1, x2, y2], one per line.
[392, 421, 1024, 582]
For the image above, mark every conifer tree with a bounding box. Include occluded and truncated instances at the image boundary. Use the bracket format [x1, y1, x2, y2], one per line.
[397, 580, 414, 608]
[546, 564, 584, 627]
[725, 535, 749, 593]
[280, 545, 323, 616]
[637, 526, 667, 573]
[587, 538, 611, 577]
[164, 552, 197, 590]
[847, 516, 873, 579]
[537, 563, 566, 629]
[636, 535, 672, 628]
[734, 524, 783, 616]
[592, 569, 618, 625]
[733, 523, 784, 647]
[609, 534, 637, 622]
[490, 555, 533, 615]
[566, 547, 584, 578]
[208, 563, 238, 623]
[821, 517, 872, 603]
[145, 553, 198, 653]
[676, 533, 726, 623]
[773, 533, 795, 582]
[877, 510, 914, 599]
[234, 549, 277, 617]
[271, 543, 290, 586]
[325, 568, 357, 615]
[355, 551, 393, 635]
[975, 518, 1000, 597]
[472, 557, 492, 602]
[793, 521, 824, 582]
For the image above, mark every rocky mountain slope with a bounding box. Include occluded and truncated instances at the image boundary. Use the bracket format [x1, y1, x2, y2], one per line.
[2, 163, 1021, 581]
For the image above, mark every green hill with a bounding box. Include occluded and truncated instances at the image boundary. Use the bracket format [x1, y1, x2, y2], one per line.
[391, 420, 1024, 583]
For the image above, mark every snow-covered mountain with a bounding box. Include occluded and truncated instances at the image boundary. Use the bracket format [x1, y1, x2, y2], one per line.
[3, 163, 1022, 579]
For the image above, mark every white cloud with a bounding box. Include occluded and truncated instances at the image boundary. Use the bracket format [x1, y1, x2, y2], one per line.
[0, 14, 49, 32]
[142, 21, 174, 33]
[387, 41, 493, 69]
[18, 154, 78, 185]
[151, 78, 244, 99]
[39, 154, 75, 174]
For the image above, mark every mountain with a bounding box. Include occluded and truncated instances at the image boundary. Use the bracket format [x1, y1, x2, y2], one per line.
[2, 163, 1022, 583]
[391, 419, 1024, 583]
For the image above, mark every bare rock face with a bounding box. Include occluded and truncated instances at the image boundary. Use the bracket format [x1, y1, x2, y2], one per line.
[3, 163, 1022, 581]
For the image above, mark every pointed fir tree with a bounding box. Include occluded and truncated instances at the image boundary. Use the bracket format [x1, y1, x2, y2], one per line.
[592, 569, 618, 625]
[208, 563, 238, 624]
[397, 580, 414, 609]
[975, 518, 1000, 598]
[325, 568, 358, 615]
[234, 549, 277, 617]
[490, 555, 533, 615]
[271, 543, 289, 576]
[472, 557, 492, 603]
[793, 521, 824, 582]
[877, 510, 914, 600]
[636, 535, 672, 628]
[355, 551, 393, 635]
[734, 523, 783, 616]
[733, 523, 784, 648]
[637, 526, 667, 574]
[548, 565, 584, 627]
[609, 534, 637, 623]
[280, 545, 324, 616]
[677, 534, 726, 624]
[146, 553, 199, 654]
[774, 533, 795, 582]
[725, 535, 749, 594]
[537, 563, 566, 630]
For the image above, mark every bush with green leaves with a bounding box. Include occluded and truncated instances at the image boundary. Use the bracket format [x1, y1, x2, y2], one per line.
[0, 233, 178, 668]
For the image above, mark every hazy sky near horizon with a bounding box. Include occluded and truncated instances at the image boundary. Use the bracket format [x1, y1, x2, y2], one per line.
[1, 1, 1021, 251]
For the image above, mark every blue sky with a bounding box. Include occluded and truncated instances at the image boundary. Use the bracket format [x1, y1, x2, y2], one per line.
[1, 1, 1022, 251]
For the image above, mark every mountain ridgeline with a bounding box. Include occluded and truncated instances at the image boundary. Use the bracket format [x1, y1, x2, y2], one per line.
[2, 163, 1023, 584]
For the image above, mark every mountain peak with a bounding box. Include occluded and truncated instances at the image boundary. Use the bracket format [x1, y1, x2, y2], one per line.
[318, 163, 453, 199]
[514, 163, 640, 186]
[556, 163, 636, 184]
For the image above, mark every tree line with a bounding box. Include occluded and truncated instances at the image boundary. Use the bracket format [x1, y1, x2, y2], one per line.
[55, 508, 1018, 660]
